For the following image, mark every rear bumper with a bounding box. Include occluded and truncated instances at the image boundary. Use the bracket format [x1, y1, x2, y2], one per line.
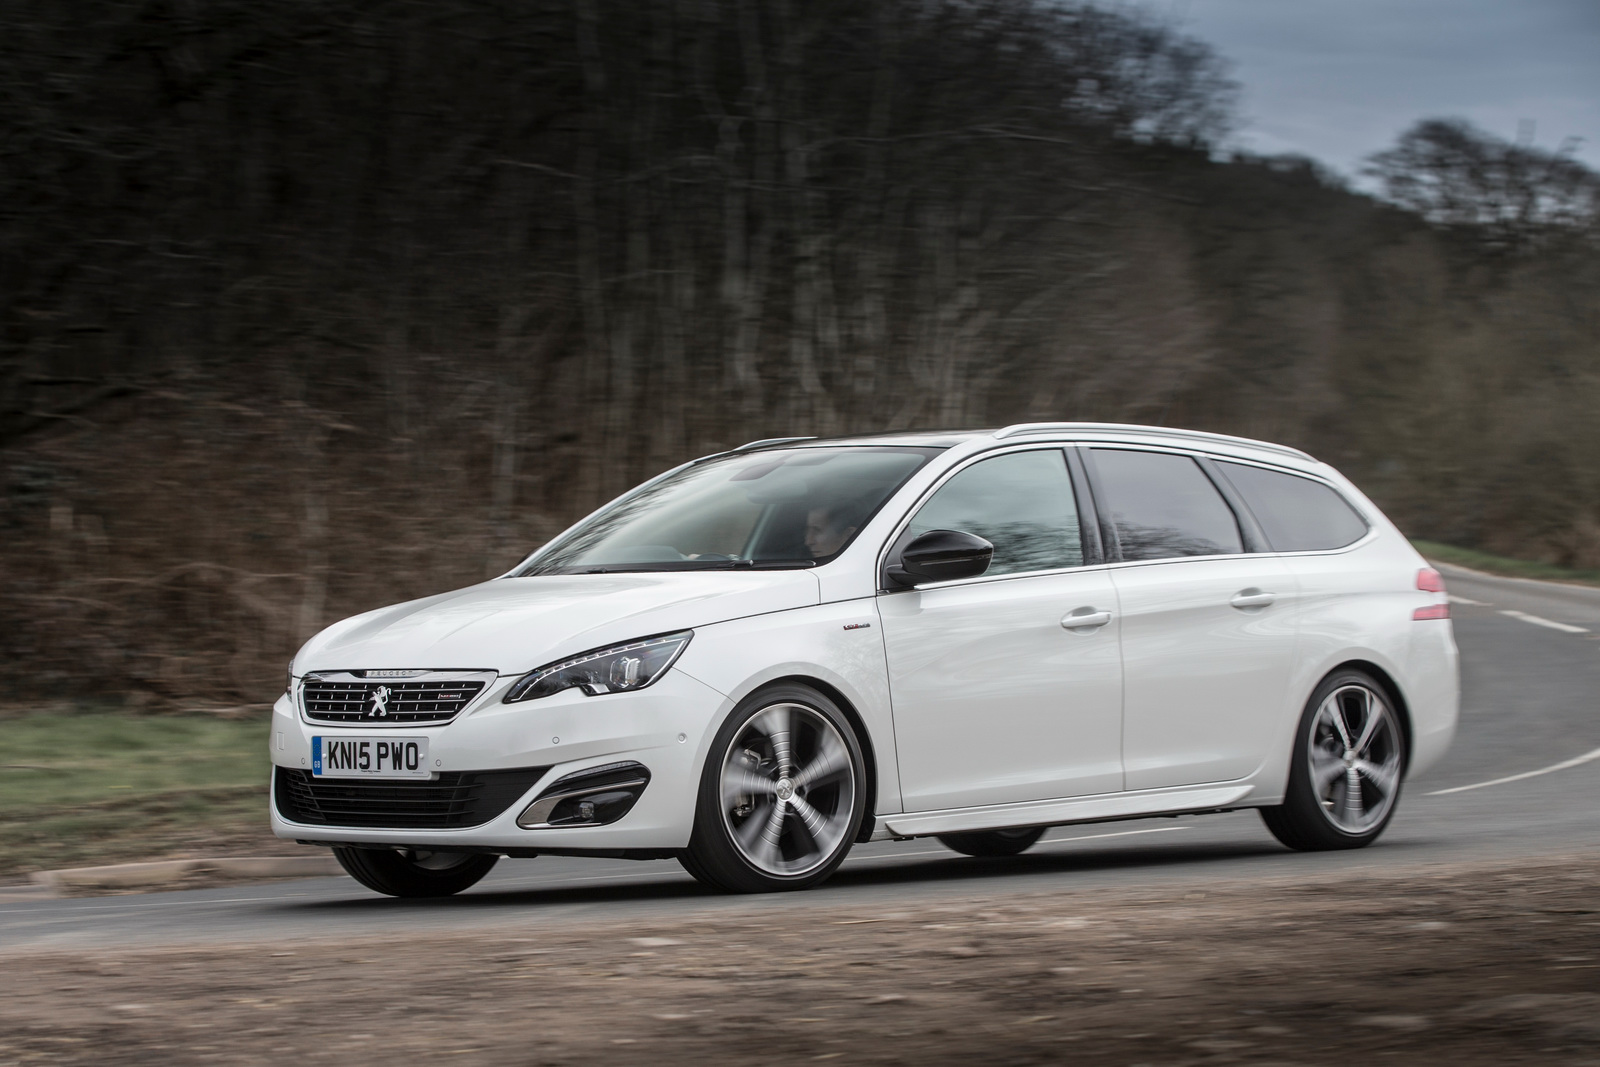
[1404, 620, 1460, 777]
[268, 668, 724, 851]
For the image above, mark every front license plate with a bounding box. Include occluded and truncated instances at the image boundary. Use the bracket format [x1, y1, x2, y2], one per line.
[312, 736, 430, 778]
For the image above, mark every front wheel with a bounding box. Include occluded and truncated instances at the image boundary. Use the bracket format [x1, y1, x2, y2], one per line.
[680, 684, 867, 893]
[1260, 669, 1407, 851]
[937, 826, 1046, 857]
[333, 847, 498, 898]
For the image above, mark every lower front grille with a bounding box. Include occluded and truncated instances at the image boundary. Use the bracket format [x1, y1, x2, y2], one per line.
[274, 766, 549, 829]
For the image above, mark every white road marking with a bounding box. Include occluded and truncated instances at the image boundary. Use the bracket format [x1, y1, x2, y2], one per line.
[1426, 745, 1600, 796]
[1448, 595, 1487, 605]
[1499, 609, 1589, 634]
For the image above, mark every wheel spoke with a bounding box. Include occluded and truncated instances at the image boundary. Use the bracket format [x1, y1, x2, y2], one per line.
[1352, 692, 1385, 755]
[734, 798, 779, 853]
[1341, 768, 1364, 825]
[756, 797, 788, 865]
[753, 705, 797, 775]
[1354, 758, 1399, 797]
[1327, 695, 1354, 748]
[788, 793, 830, 844]
[1311, 751, 1346, 794]
[794, 733, 848, 790]
[722, 766, 778, 807]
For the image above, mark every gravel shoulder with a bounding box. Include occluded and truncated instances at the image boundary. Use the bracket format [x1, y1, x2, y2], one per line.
[3, 854, 1597, 1065]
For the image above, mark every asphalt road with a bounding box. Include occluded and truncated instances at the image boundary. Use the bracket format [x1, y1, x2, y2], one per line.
[4, 562, 1598, 952]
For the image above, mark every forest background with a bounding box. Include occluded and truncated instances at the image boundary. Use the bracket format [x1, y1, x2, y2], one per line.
[4, 0, 1598, 709]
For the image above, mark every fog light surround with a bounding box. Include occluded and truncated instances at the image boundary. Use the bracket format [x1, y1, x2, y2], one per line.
[517, 761, 651, 828]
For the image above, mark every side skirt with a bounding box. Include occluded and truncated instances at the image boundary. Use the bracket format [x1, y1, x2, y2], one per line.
[876, 783, 1254, 839]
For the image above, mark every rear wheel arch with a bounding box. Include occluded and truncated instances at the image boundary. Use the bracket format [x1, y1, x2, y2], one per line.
[1327, 659, 1413, 770]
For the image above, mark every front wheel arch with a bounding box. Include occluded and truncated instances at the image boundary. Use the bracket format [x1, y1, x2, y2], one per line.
[737, 674, 881, 842]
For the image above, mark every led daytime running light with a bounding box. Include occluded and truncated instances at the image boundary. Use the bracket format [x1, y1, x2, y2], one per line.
[504, 631, 693, 703]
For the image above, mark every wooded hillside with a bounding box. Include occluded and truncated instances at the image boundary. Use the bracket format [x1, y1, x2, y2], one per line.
[3, 0, 1597, 704]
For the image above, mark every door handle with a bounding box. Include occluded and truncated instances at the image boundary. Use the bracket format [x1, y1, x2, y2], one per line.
[1061, 609, 1112, 631]
[1230, 589, 1276, 610]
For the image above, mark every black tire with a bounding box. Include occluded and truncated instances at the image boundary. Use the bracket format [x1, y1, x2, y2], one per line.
[682, 683, 867, 893]
[937, 826, 1046, 857]
[1260, 668, 1407, 851]
[332, 847, 499, 898]
[675, 845, 715, 886]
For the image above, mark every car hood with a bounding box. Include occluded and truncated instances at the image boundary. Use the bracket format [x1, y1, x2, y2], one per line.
[293, 570, 821, 675]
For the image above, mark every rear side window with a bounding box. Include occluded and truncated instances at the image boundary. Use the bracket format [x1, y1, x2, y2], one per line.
[1089, 449, 1243, 561]
[905, 449, 1083, 575]
[1216, 461, 1369, 552]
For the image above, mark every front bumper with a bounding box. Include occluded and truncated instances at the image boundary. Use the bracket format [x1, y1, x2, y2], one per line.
[268, 668, 726, 851]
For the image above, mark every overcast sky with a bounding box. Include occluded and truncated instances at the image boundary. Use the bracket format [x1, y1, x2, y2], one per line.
[1163, 0, 1600, 183]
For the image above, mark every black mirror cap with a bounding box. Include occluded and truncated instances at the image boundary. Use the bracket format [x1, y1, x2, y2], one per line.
[888, 529, 994, 586]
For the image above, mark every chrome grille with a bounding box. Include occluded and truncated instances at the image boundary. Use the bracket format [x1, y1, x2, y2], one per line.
[301, 674, 490, 724]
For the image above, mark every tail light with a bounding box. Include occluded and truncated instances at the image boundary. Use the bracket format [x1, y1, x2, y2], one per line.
[1413, 567, 1448, 619]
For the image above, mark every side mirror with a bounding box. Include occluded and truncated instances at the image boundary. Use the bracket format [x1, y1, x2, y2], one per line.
[887, 529, 993, 587]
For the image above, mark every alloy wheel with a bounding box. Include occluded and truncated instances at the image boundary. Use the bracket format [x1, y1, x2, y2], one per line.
[1308, 683, 1403, 834]
[718, 701, 858, 877]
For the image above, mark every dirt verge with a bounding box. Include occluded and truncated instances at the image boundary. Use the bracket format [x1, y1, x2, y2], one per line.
[2, 857, 1597, 1065]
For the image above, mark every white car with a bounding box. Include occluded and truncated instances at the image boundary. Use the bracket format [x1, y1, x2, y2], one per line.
[271, 423, 1458, 896]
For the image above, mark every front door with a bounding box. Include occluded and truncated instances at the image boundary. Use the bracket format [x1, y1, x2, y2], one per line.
[878, 448, 1125, 812]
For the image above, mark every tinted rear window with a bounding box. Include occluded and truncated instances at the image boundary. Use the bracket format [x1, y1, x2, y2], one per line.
[1216, 461, 1369, 552]
[1089, 449, 1243, 561]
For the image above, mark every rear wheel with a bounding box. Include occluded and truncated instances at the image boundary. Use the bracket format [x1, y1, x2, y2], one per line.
[1260, 669, 1407, 851]
[937, 826, 1046, 857]
[680, 683, 866, 893]
[332, 847, 498, 898]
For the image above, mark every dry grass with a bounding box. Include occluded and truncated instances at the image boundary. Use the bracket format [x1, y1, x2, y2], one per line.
[0, 711, 298, 880]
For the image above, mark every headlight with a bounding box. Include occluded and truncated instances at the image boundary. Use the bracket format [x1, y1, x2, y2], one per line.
[503, 631, 693, 703]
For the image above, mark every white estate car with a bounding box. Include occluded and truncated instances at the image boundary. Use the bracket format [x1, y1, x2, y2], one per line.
[271, 423, 1458, 896]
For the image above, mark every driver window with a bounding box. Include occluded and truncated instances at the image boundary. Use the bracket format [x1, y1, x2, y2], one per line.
[905, 450, 1083, 576]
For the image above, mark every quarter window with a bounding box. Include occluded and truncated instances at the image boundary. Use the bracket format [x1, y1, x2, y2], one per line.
[1216, 461, 1369, 552]
[904, 450, 1084, 576]
[1089, 449, 1243, 561]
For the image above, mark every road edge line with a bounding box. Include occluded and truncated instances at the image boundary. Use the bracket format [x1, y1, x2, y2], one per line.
[1426, 746, 1600, 796]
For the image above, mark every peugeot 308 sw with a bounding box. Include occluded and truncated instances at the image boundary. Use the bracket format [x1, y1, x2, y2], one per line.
[271, 424, 1458, 896]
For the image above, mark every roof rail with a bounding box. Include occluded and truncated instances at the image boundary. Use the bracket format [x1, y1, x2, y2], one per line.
[732, 436, 818, 453]
[992, 422, 1313, 461]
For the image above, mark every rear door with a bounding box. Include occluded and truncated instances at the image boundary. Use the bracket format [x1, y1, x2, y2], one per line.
[1084, 446, 1298, 790]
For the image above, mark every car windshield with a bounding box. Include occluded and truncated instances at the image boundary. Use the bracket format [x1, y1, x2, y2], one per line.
[516, 446, 940, 574]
